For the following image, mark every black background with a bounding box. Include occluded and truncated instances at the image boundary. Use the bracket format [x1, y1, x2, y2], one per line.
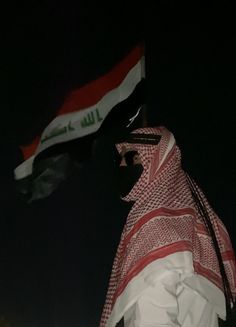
[1, 1, 235, 326]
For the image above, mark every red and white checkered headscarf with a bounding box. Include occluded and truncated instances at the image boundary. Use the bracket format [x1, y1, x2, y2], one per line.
[100, 126, 236, 326]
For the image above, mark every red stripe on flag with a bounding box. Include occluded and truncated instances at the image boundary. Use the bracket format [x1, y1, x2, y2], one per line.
[21, 137, 40, 162]
[21, 45, 143, 160]
[58, 45, 143, 114]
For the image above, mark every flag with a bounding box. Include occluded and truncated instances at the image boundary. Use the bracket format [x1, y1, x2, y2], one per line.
[14, 45, 146, 202]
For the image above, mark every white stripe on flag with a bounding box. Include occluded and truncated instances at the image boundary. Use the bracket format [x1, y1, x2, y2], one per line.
[15, 155, 35, 180]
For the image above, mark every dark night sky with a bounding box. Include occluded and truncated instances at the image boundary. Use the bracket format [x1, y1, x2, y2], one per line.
[1, 2, 236, 326]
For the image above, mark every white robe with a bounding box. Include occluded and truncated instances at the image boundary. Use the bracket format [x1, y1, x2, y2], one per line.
[108, 252, 226, 327]
[124, 271, 220, 327]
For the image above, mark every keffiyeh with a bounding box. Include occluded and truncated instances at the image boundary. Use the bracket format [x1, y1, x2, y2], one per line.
[101, 126, 236, 326]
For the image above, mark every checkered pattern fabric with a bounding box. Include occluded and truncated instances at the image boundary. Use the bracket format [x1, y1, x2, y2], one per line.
[100, 127, 236, 326]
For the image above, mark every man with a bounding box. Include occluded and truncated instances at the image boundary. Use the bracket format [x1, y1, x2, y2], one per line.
[100, 126, 236, 327]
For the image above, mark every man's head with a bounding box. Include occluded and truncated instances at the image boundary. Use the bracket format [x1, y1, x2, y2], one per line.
[116, 148, 143, 198]
[114, 126, 177, 201]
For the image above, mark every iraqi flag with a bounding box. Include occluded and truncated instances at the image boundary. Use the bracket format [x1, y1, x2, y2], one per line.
[14, 45, 146, 202]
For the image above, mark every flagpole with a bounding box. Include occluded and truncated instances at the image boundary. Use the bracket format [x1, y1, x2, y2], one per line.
[141, 43, 148, 127]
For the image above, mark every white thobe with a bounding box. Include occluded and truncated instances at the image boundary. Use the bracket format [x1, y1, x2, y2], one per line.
[107, 252, 226, 327]
[123, 272, 221, 327]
